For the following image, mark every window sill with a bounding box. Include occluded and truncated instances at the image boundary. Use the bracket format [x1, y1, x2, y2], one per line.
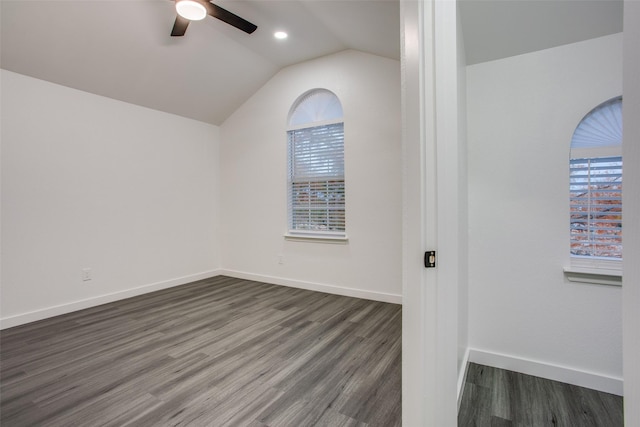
[284, 232, 348, 244]
[563, 266, 622, 286]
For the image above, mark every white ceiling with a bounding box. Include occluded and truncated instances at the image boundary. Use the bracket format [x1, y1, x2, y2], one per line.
[1, 0, 623, 126]
[459, 0, 623, 65]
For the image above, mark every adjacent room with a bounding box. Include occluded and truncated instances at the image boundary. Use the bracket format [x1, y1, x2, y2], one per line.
[2, 0, 639, 425]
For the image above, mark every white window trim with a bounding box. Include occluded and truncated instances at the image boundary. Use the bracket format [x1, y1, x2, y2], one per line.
[564, 256, 622, 286]
[567, 97, 623, 285]
[287, 125, 346, 237]
[287, 90, 346, 239]
[284, 230, 348, 244]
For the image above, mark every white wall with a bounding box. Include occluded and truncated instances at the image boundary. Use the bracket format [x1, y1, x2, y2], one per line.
[219, 50, 402, 302]
[623, 1, 640, 422]
[467, 34, 623, 394]
[1, 70, 220, 327]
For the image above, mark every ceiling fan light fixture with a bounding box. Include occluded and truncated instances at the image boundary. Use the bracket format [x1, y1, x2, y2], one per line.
[176, 0, 207, 21]
[274, 31, 288, 40]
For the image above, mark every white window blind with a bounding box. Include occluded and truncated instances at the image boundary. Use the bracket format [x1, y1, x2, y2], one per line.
[570, 156, 622, 258]
[288, 90, 343, 128]
[288, 122, 345, 233]
[571, 97, 622, 149]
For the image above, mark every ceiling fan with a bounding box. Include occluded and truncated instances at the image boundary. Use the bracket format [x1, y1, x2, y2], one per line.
[171, 0, 257, 37]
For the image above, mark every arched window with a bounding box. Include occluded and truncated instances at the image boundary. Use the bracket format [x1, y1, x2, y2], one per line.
[569, 97, 622, 261]
[287, 89, 346, 238]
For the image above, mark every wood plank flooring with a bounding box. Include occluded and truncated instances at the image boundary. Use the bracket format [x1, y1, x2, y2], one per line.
[458, 362, 623, 426]
[1, 276, 401, 426]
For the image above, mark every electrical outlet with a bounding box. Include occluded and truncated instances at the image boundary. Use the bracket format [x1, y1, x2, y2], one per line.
[278, 255, 284, 265]
[81, 268, 92, 281]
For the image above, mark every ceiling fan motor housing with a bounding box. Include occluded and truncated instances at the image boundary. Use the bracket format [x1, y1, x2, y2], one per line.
[171, 0, 258, 37]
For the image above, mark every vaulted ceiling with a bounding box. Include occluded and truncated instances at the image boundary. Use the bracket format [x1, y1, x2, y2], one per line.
[1, 0, 622, 126]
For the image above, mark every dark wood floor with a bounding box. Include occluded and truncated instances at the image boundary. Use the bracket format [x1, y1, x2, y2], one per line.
[1, 276, 401, 426]
[458, 362, 623, 427]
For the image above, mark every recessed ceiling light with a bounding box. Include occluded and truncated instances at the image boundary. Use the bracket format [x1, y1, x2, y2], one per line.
[274, 31, 288, 40]
[176, 0, 207, 21]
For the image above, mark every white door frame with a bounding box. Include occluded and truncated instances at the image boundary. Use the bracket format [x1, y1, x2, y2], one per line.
[404, 1, 640, 426]
[623, 1, 640, 424]
[400, 0, 436, 424]
[401, 0, 462, 425]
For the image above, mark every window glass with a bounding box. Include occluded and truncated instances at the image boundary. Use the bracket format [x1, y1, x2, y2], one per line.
[287, 90, 345, 236]
[570, 97, 622, 260]
[570, 156, 622, 258]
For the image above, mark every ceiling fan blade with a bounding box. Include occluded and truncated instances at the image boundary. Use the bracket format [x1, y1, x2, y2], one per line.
[206, 2, 257, 34]
[171, 16, 190, 36]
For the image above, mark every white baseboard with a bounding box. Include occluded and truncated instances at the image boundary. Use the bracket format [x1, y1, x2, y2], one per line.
[218, 269, 403, 304]
[1, 269, 401, 330]
[0, 269, 222, 330]
[468, 348, 623, 396]
[457, 347, 471, 411]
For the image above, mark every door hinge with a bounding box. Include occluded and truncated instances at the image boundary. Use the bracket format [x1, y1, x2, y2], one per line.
[424, 251, 436, 268]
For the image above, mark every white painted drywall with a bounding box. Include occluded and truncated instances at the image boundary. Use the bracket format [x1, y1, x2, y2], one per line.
[1, 70, 220, 326]
[623, 1, 640, 421]
[219, 50, 402, 301]
[467, 34, 623, 390]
